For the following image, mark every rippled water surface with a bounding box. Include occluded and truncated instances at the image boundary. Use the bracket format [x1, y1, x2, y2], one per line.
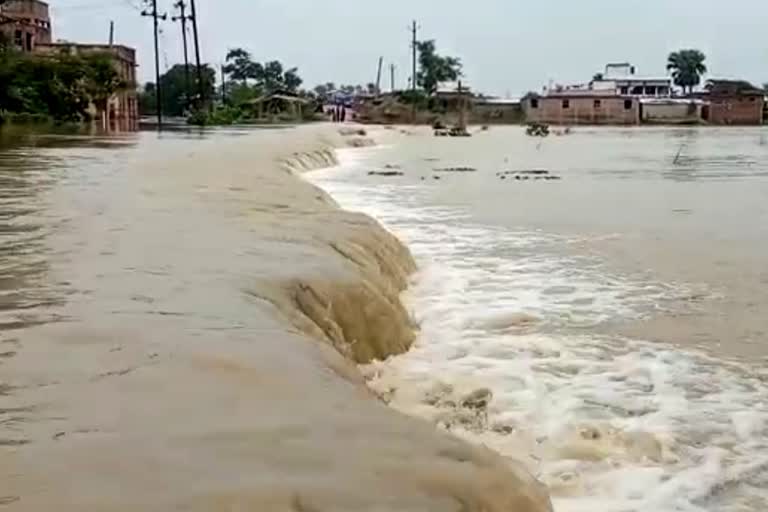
[308, 126, 768, 512]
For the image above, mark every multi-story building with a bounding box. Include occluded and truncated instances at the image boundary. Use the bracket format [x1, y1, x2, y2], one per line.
[1, 0, 139, 129]
[36, 42, 139, 128]
[594, 62, 673, 97]
[0, 0, 52, 51]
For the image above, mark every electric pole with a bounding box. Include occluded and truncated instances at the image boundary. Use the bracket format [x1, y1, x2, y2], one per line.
[221, 63, 227, 104]
[188, 0, 205, 107]
[172, 0, 192, 109]
[375, 56, 383, 96]
[141, 0, 167, 128]
[390, 63, 395, 92]
[410, 20, 419, 123]
[411, 21, 418, 94]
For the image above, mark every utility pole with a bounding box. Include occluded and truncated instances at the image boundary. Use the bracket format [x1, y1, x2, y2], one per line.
[411, 21, 418, 94]
[141, 0, 167, 128]
[410, 20, 419, 123]
[188, 0, 205, 107]
[108, 20, 114, 46]
[390, 63, 396, 92]
[220, 63, 227, 104]
[375, 56, 383, 96]
[172, 0, 192, 109]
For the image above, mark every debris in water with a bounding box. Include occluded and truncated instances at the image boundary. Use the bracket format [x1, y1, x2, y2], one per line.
[526, 122, 550, 137]
[368, 171, 404, 177]
[461, 388, 493, 410]
[433, 167, 477, 173]
[497, 170, 562, 181]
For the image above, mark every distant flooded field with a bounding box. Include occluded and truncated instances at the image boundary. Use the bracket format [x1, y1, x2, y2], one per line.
[309, 126, 768, 512]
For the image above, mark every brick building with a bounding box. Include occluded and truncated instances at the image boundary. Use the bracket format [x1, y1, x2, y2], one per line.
[523, 95, 639, 125]
[696, 80, 764, 125]
[0, 0, 51, 51]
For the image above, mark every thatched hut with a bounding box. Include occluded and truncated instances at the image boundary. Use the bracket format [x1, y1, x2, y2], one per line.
[246, 91, 310, 120]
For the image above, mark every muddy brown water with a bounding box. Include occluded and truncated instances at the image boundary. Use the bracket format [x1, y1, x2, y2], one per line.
[2, 124, 768, 512]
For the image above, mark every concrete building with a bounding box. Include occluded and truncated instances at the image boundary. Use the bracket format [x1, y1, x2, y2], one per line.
[471, 97, 523, 124]
[639, 98, 707, 124]
[36, 42, 139, 128]
[595, 62, 673, 97]
[0, 0, 52, 51]
[524, 95, 639, 125]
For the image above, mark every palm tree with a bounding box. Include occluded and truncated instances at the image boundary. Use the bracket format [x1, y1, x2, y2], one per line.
[667, 49, 707, 94]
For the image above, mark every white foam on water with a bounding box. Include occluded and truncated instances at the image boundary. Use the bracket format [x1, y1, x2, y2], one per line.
[307, 148, 768, 512]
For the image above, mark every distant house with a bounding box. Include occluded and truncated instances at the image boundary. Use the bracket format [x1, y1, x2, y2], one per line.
[594, 62, 673, 97]
[246, 91, 310, 120]
[471, 97, 523, 124]
[523, 94, 639, 125]
[694, 80, 764, 125]
[434, 81, 472, 111]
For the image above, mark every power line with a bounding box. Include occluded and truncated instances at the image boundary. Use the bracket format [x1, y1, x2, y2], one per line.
[141, 0, 167, 127]
[171, 0, 192, 109]
[410, 20, 420, 123]
[188, 0, 204, 108]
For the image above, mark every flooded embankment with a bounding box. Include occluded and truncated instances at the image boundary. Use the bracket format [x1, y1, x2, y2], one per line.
[308, 126, 768, 512]
[0, 126, 550, 511]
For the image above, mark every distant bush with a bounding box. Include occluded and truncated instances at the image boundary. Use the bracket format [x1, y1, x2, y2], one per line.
[187, 106, 243, 126]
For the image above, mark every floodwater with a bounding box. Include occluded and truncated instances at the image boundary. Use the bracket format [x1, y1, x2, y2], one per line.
[308, 126, 768, 512]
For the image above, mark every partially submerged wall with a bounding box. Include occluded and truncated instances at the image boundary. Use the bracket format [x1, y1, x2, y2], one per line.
[1, 125, 551, 512]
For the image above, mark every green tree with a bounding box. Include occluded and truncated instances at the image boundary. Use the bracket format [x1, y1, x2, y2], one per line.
[139, 64, 216, 117]
[223, 48, 262, 85]
[313, 83, 330, 100]
[416, 40, 462, 94]
[261, 60, 284, 92]
[283, 67, 302, 92]
[667, 49, 707, 94]
[83, 53, 127, 126]
[227, 82, 262, 106]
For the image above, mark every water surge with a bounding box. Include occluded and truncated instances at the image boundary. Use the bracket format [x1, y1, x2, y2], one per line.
[1, 126, 551, 511]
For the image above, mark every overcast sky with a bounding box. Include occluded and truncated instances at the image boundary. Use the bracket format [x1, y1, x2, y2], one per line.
[52, 0, 768, 96]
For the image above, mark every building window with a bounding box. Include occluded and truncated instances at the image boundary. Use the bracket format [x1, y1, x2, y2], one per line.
[14, 30, 23, 47]
[25, 33, 33, 52]
[530, 98, 539, 109]
[624, 99, 633, 110]
[594, 99, 602, 108]
[750, 97, 756, 102]
[562, 99, 570, 109]
[620, 87, 629, 95]
[631, 86, 643, 95]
